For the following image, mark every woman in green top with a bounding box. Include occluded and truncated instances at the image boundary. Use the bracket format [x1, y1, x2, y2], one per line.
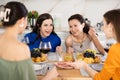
[0, 1, 58, 80]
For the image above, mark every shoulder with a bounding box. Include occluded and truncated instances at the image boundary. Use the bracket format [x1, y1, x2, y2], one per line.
[25, 32, 37, 37]
[17, 42, 30, 58]
[65, 35, 72, 44]
[109, 43, 120, 51]
[107, 43, 120, 58]
[50, 33, 61, 40]
[1, 41, 30, 60]
[85, 34, 92, 41]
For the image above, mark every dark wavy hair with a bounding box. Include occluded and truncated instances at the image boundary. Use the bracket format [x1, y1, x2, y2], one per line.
[68, 14, 91, 34]
[104, 9, 120, 42]
[32, 13, 56, 37]
[3, 1, 28, 27]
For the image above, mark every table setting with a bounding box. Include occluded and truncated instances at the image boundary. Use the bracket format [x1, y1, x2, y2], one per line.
[31, 48, 105, 80]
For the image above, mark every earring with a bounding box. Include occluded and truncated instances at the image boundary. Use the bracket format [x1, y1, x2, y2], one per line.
[19, 23, 24, 27]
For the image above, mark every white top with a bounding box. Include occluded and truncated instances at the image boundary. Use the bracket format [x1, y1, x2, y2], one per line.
[72, 36, 95, 53]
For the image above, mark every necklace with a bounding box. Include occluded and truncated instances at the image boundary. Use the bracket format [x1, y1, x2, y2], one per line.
[79, 33, 84, 48]
[80, 43, 83, 48]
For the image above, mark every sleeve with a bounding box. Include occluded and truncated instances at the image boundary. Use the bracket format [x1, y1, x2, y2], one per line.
[94, 44, 120, 80]
[24, 32, 36, 43]
[56, 35, 61, 46]
[50, 34, 61, 52]
[24, 32, 39, 51]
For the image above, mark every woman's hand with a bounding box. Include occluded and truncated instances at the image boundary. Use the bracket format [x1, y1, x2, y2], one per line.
[56, 46, 63, 53]
[65, 60, 87, 69]
[55, 62, 74, 69]
[88, 27, 97, 37]
[42, 66, 58, 80]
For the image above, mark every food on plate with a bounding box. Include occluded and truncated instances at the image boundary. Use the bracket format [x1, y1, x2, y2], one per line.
[94, 56, 101, 63]
[83, 49, 96, 58]
[76, 49, 101, 63]
[40, 53, 47, 61]
[76, 53, 84, 60]
[83, 58, 94, 64]
[64, 54, 74, 62]
[31, 57, 36, 62]
[35, 57, 41, 62]
[31, 48, 41, 57]
[31, 48, 47, 62]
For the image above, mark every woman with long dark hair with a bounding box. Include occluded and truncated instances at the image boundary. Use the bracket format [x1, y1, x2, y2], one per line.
[65, 14, 105, 54]
[24, 13, 61, 52]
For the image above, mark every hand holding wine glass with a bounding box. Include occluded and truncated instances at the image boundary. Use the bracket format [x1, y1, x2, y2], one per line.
[39, 41, 52, 54]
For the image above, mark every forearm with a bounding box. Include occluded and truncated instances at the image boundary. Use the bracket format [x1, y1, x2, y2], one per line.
[65, 43, 73, 54]
[41, 75, 53, 80]
[84, 64, 98, 78]
[91, 35, 106, 54]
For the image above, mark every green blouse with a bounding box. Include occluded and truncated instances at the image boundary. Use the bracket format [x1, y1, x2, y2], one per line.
[0, 58, 37, 80]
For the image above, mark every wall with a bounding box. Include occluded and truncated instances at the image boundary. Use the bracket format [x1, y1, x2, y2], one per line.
[23, 0, 120, 31]
[0, 0, 120, 31]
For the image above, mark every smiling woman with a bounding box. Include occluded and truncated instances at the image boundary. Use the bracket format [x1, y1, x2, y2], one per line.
[61, 9, 120, 80]
[65, 14, 106, 55]
[23, 13, 61, 52]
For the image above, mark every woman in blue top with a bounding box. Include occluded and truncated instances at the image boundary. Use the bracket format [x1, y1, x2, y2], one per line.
[24, 13, 61, 52]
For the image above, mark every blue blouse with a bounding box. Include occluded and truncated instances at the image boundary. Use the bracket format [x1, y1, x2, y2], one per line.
[24, 32, 61, 52]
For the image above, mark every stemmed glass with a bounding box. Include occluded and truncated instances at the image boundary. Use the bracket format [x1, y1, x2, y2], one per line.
[39, 41, 52, 54]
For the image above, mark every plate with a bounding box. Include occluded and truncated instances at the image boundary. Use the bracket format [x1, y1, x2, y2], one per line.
[34, 60, 48, 64]
[33, 64, 42, 71]
[91, 63, 103, 71]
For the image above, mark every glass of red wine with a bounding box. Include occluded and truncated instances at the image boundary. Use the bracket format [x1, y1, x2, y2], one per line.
[39, 41, 52, 54]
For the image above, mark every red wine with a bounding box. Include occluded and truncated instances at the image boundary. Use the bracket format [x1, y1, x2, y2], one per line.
[40, 48, 50, 54]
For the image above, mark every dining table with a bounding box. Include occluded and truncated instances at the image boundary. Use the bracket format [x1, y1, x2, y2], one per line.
[35, 52, 93, 80]
[37, 67, 92, 80]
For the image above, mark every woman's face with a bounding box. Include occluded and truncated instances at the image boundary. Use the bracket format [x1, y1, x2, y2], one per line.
[40, 19, 53, 38]
[102, 18, 114, 39]
[69, 19, 84, 37]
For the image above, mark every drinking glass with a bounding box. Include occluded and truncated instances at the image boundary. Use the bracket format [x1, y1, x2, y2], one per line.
[57, 52, 64, 61]
[39, 41, 52, 54]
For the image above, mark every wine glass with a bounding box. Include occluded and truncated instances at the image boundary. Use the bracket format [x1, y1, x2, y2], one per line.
[39, 41, 52, 54]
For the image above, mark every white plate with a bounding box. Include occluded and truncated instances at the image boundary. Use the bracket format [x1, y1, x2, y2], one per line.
[91, 63, 103, 71]
[33, 64, 42, 71]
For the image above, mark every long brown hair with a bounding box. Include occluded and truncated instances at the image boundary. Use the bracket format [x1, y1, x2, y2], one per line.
[32, 13, 56, 41]
[104, 9, 120, 42]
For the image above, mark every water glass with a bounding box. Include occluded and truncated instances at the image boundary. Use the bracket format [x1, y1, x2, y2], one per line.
[58, 52, 64, 61]
[47, 52, 59, 61]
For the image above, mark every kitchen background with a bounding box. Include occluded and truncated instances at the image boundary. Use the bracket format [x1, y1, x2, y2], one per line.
[0, 0, 118, 51]
[0, 0, 120, 31]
